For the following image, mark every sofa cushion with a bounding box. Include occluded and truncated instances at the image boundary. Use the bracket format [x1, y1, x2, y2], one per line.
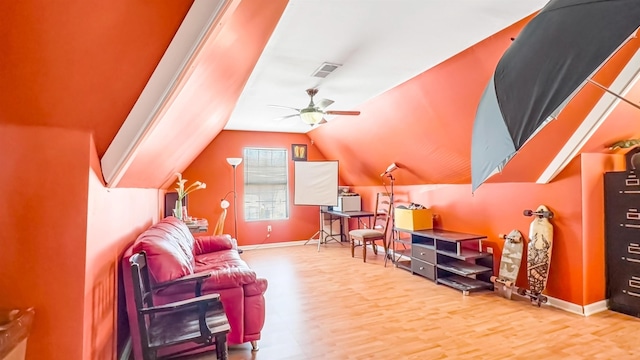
[195, 250, 258, 289]
[132, 217, 196, 283]
[194, 234, 235, 254]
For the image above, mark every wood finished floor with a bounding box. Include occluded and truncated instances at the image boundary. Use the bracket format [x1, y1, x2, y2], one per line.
[184, 242, 640, 360]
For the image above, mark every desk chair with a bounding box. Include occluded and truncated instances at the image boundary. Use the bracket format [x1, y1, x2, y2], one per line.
[349, 192, 391, 262]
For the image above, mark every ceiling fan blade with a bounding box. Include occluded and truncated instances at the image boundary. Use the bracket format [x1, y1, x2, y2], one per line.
[325, 110, 360, 116]
[268, 104, 301, 112]
[316, 98, 334, 110]
[272, 114, 300, 122]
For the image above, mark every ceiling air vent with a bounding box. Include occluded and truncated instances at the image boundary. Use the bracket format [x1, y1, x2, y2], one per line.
[311, 62, 341, 78]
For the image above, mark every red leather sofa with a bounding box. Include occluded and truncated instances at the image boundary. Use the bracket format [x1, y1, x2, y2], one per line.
[122, 216, 268, 359]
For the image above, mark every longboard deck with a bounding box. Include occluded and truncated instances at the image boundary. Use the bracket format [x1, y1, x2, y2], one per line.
[491, 229, 524, 300]
[525, 205, 554, 306]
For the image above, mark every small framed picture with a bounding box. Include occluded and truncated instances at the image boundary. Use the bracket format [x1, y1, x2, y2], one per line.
[292, 144, 308, 161]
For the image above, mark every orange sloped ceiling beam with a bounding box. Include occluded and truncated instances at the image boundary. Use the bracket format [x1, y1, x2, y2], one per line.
[103, 0, 288, 189]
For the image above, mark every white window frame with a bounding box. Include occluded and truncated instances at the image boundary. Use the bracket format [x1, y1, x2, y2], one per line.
[243, 147, 289, 221]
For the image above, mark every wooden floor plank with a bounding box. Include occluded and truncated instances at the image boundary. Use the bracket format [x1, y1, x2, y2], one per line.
[183, 243, 640, 359]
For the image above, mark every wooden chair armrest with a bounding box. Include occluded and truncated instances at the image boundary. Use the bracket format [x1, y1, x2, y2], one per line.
[140, 293, 221, 314]
[152, 272, 212, 296]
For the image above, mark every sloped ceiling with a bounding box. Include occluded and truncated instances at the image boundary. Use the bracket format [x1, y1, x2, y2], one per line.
[3, 0, 640, 191]
[0, 0, 194, 156]
[99, 0, 555, 189]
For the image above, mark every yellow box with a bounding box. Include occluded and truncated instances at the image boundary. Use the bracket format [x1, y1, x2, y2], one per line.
[394, 208, 433, 231]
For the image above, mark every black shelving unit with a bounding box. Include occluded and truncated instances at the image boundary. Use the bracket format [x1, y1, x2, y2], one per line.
[392, 228, 493, 295]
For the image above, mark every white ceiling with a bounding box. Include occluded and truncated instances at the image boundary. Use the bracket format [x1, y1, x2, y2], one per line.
[224, 0, 550, 133]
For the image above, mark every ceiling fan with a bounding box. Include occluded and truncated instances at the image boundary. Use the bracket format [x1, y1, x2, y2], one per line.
[269, 88, 361, 126]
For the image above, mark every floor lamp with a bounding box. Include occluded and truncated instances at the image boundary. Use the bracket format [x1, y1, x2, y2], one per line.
[226, 157, 242, 242]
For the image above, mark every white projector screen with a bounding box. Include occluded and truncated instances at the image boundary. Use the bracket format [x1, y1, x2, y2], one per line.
[294, 161, 339, 206]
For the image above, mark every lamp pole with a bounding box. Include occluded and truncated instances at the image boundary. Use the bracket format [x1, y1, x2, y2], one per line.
[226, 157, 243, 241]
[232, 163, 239, 240]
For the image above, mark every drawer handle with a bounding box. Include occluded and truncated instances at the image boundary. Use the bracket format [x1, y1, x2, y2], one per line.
[420, 252, 425, 256]
[419, 267, 424, 270]
[626, 179, 640, 186]
[625, 290, 640, 298]
[628, 212, 640, 220]
[624, 257, 640, 263]
[629, 246, 640, 255]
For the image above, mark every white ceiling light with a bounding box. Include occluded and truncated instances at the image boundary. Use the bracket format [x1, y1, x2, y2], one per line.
[300, 109, 324, 125]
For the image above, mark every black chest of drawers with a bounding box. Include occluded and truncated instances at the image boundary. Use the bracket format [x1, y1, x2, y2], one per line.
[604, 171, 640, 317]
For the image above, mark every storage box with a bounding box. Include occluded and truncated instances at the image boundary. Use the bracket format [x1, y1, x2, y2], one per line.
[333, 195, 361, 212]
[394, 208, 433, 230]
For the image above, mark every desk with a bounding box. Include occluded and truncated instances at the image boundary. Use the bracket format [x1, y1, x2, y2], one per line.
[322, 210, 376, 242]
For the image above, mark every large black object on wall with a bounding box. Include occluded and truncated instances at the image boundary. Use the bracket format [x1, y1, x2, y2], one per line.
[604, 170, 640, 318]
[164, 192, 187, 218]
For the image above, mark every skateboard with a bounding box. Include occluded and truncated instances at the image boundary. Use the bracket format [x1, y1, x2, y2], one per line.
[516, 205, 554, 306]
[490, 229, 524, 300]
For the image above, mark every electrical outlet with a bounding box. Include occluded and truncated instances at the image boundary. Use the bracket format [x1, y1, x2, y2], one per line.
[267, 225, 272, 232]
[486, 246, 493, 254]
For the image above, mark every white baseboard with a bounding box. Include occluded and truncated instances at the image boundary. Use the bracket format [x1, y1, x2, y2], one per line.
[544, 296, 609, 316]
[546, 296, 585, 315]
[583, 300, 609, 316]
[239, 239, 324, 251]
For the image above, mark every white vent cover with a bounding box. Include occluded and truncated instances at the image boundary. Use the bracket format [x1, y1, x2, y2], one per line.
[311, 62, 341, 78]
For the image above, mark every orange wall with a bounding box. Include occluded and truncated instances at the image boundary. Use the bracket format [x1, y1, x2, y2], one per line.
[0, 124, 160, 360]
[351, 157, 581, 304]
[84, 166, 159, 358]
[1, 125, 89, 360]
[183, 130, 330, 245]
[580, 153, 625, 305]
[351, 153, 626, 306]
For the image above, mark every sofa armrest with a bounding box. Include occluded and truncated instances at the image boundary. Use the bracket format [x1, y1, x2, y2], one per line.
[194, 234, 237, 254]
[153, 272, 212, 296]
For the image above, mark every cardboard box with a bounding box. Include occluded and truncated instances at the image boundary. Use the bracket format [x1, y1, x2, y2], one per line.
[394, 208, 433, 230]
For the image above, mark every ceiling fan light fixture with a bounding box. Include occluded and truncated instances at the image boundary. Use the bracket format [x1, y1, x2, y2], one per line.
[300, 109, 324, 125]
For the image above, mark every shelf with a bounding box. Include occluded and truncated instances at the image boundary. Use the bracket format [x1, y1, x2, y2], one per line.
[436, 274, 493, 293]
[413, 242, 435, 250]
[393, 238, 412, 246]
[395, 259, 411, 271]
[436, 248, 491, 261]
[392, 227, 494, 294]
[436, 260, 492, 276]
[393, 248, 411, 258]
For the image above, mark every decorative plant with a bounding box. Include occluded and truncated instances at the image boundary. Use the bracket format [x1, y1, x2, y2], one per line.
[609, 139, 640, 150]
[173, 173, 206, 220]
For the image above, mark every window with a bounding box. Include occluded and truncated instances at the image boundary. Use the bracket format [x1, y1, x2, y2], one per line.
[243, 148, 289, 221]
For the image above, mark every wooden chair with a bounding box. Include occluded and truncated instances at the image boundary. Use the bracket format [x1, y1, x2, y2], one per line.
[349, 192, 392, 262]
[129, 251, 231, 360]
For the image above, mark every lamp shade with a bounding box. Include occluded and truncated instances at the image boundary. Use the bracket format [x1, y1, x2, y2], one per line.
[300, 110, 324, 125]
[220, 199, 230, 209]
[226, 157, 242, 166]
